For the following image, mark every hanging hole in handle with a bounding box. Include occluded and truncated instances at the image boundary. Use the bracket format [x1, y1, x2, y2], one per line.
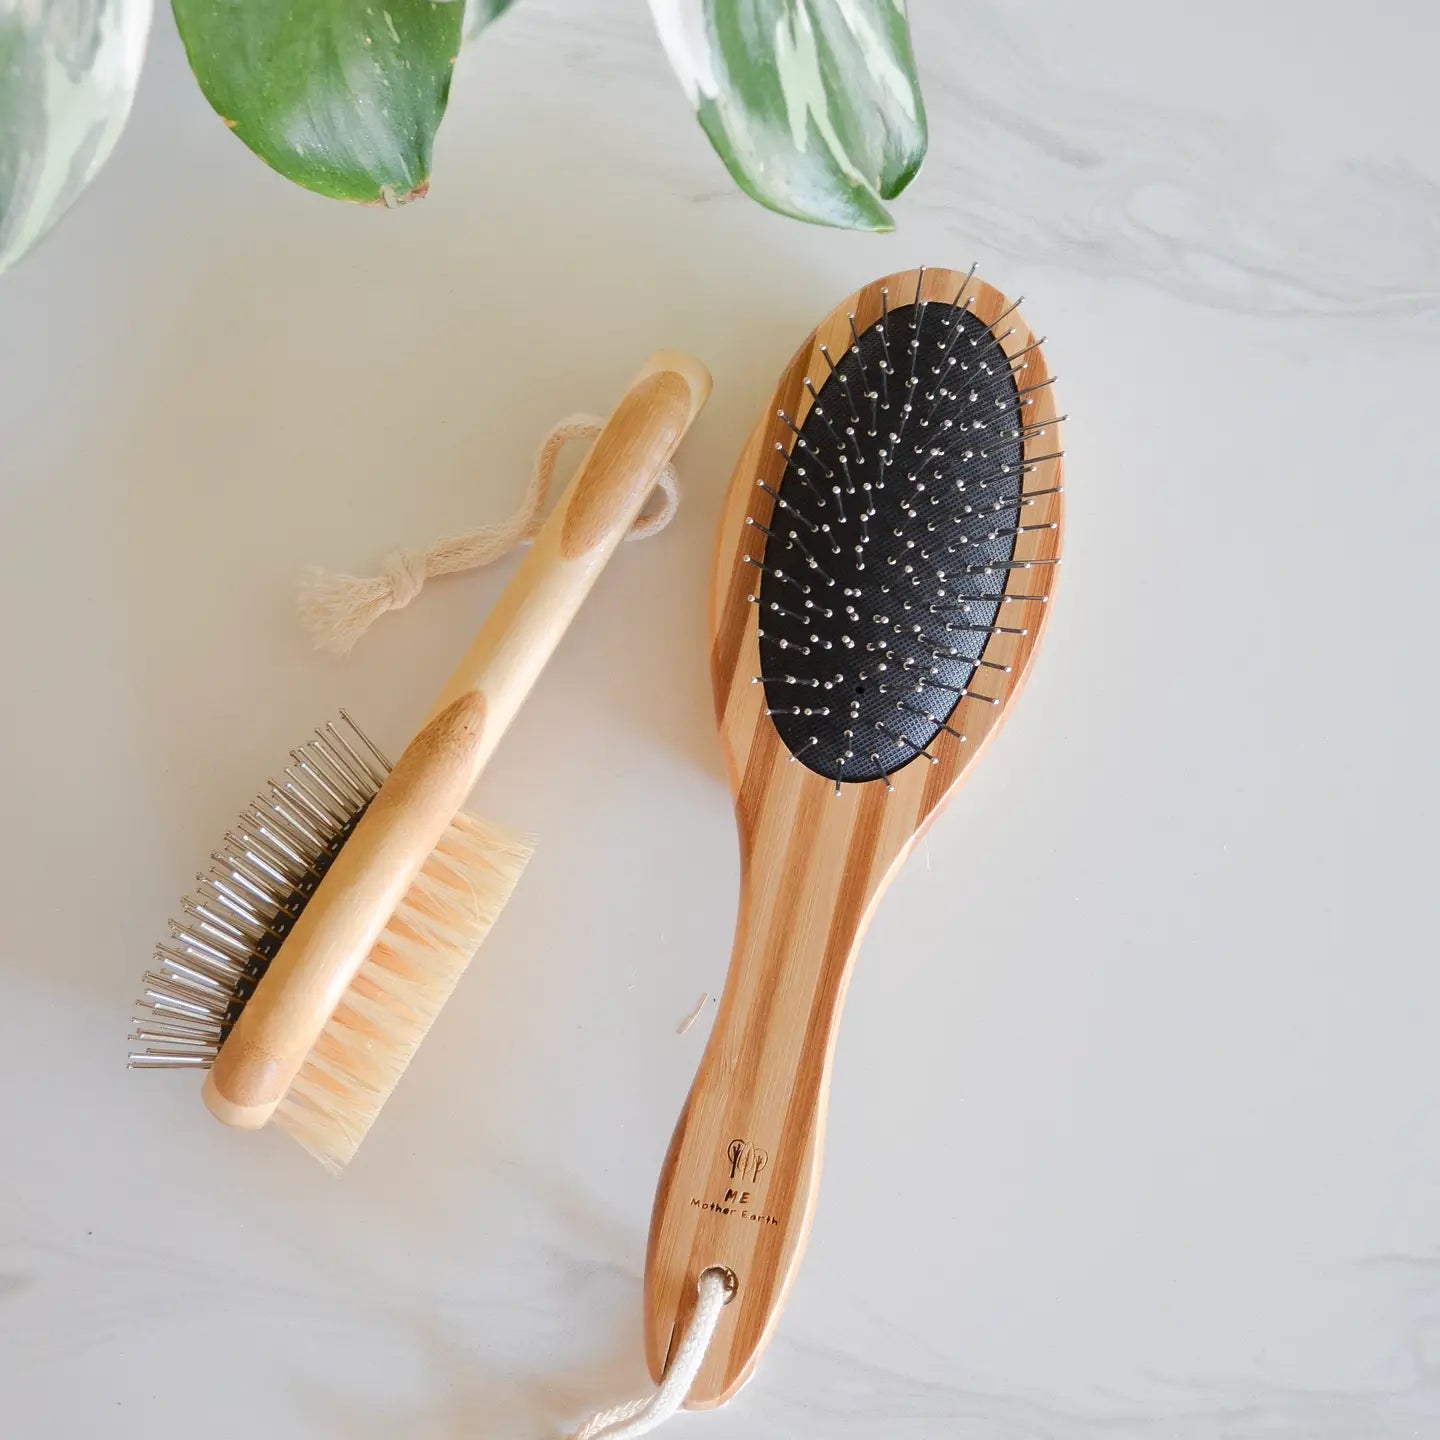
[701, 1265, 739, 1305]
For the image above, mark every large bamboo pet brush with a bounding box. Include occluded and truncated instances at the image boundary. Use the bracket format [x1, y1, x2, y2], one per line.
[643, 267, 1063, 1405]
[130, 351, 711, 1171]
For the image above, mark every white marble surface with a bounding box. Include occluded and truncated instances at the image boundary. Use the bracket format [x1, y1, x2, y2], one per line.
[2, 3, 1438, 1436]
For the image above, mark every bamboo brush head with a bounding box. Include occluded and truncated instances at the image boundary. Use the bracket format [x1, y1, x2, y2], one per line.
[713, 264, 1064, 800]
[129, 711, 531, 1172]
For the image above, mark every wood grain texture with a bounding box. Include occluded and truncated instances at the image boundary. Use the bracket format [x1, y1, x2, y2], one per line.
[204, 351, 711, 1132]
[644, 269, 1063, 1406]
[561, 367, 695, 557]
[425, 350, 709, 734]
[204, 692, 489, 1127]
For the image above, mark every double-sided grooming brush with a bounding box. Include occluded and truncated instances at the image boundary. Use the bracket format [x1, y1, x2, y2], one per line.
[130, 351, 711, 1171]
[644, 268, 1063, 1404]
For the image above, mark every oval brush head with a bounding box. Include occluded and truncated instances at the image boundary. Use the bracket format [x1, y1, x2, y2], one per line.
[751, 265, 1061, 787]
[646, 266, 1063, 1406]
[128, 710, 531, 1171]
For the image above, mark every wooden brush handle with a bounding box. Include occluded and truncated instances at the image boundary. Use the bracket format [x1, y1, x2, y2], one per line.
[204, 351, 711, 1131]
[644, 781, 893, 1407]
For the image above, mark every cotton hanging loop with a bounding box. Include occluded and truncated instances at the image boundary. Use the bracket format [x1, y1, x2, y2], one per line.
[298, 414, 681, 655]
[571, 1269, 734, 1440]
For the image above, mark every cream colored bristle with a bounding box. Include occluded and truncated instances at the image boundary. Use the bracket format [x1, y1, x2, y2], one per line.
[130, 712, 533, 1170]
[274, 808, 532, 1172]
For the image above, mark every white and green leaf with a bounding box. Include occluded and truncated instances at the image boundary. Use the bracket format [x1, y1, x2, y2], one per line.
[172, 0, 465, 205]
[0, 0, 152, 274]
[463, 0, 518, 42]
[650, 0, 926, 231]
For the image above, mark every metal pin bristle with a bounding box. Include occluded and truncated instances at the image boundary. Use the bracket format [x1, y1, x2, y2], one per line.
[748, 270, 1060, 786]
[127, 711, 389, 1070]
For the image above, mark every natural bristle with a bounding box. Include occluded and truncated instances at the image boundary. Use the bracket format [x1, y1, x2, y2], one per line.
[275, 809, 532, 1172]
[130, 711, 533, 1171]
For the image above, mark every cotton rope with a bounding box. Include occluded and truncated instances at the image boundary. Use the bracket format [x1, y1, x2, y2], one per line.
[571, 1270, 734, 1439]
[298, 414, 679, 655]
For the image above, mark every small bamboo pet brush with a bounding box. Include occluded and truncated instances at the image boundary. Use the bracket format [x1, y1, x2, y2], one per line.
[130, 350, 711, 1171]
[643, 268, 1063, 1404]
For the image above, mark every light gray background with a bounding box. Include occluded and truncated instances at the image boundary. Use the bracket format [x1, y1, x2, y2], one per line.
[2, 3, 1437, 1436]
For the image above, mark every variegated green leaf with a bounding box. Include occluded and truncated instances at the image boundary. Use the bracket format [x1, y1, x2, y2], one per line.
[650, 0, 926, 231]
[171, 0, 465, 205]
[464, 0, 518, 42]
[0, 0, 152, 274]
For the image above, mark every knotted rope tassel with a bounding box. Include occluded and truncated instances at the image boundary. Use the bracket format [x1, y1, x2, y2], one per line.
[298, 414, 680, 655]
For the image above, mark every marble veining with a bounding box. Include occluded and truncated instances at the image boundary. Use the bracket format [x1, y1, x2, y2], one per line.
[0, 2, 1437, 1436]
